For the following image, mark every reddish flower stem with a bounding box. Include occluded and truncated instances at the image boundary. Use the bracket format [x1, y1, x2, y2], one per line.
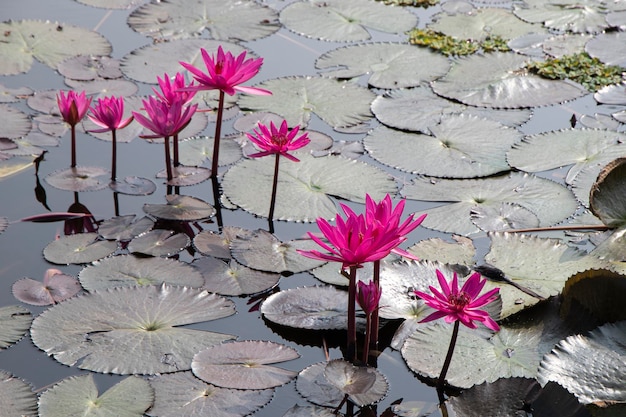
[369, 259, 380, 363]
[211, 91, 225, 178]
[437, 320, 460, 395]
[110, 129, 117, 182]
[348, 265, 357, 363]
[362, 313, 371, 364]
[70, 125, 77, 168]
[268, 153, 280, 232]
[164, 136, 173, 182]
[173, 133, 180, 167]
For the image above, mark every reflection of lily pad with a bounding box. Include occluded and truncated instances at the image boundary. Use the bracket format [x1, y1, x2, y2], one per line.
[44, 166, 110, 192]
[0, 371, 37, 416]
[43, 233, 118, 265]
[31, 283, 236, 374]
[143, 195, 215, 221]
[0, 305, 32, 348]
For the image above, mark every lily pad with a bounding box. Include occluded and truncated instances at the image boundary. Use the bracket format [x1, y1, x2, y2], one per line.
[192, 227, 254, 259]
[179, 135, 243, 167]
[470, 202, 541, 232]
[77, 0, 144, 8]
[0, 19, 111, 75]
[316, 43, 449, 88]
[0, 104, 31, 139]
[589, 158, 626, 227]
[57, 55, 123, 81]
[128, 0, 279, 41]
[431, 52, 588, 108]
[143, 194, 215, 221]
[282, 404, 343, 417]
[0, 305, 32, 348]
[12, 268, 81, 306]
[407, 235, 476, 267]
[192, 256, 280, 296]
[324, 359, 381, 397]
[238, 76, 376, 129]
[0, 155, 34, 180]
[38, 374, 153, 417]
[44, 166, 111, 192]
[109, 176, 157, 196]
[43, 233, 118, 265]
[98, 215, 154, 241]
[586, 32, 626, 67]
[365, 116, 522, 178]
[279, 0, 418, 42]
[147, 371, 274, 417]
[79, 254, 205, 291]
[127, 230, 190, 257]
[513, 0, 619, 34]
[401, 172, 578, 235]
[222, 152, 396, 223]
[0, 371, 37, 416]
[192, 340, 299, 389]
[30, 283, 236, 374]
[155, 166, 212, 187]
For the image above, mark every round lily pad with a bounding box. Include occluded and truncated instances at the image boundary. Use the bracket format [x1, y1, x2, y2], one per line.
[514, 0, 616, 34]
[127, 229, 190, 257]
[43, 233, 118, 265]
[155, 166, 212, 187]
[0, 104, 31, 139]
[0, 371, 37, 416]
[98, 215, 154, 241]
[12, 268, 81, 306]
[193, 227, 254, 259]
[192, 256, 280, 296]
[143, 194, 215, 221]
[44, 166, 111, 192]
[0, 305, 32, 349]
[110, 176, 156, 196]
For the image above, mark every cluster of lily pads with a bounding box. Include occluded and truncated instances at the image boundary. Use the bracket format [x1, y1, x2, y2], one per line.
[2, 0, 626, 416]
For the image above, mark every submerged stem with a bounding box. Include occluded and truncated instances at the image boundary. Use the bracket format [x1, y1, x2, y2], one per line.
[211, 91, 225, 179]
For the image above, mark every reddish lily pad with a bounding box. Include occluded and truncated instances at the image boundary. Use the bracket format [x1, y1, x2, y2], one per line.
[12, 268, 81, 306]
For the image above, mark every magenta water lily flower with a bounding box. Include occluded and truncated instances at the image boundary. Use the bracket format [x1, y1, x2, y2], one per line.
[154, 72, 196, 107]
[57, 90, 91, 127]
[357, 280, 382, 315]
[179, 46, 271, 96]
[88, 96, 133, 133]
[414, 270, 500, 331]
[247, 120, 310, 162]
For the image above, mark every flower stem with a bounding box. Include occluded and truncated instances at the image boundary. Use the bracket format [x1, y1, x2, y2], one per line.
[268, 153, 280, 230]
[369, 260, 381, 363]
[347, 265, 357, 363]
[211, 90, 225, 179]
[362, 313, 371, 364]
[110, 129, 117, 182]
[70, 125, 77, 168]
[173, 133, 180, 167]
[437, 320, 460, 395]
[164, 136, 173, 182]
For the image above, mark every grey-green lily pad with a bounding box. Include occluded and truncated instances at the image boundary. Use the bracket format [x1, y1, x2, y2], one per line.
[143, 194, 215, 221]
[280, 0, 418, 42]
[431, 52, 588, 108]
[156, 166, 212, 187]
[57, 55, 123, 81]
[120, 40, 250, 84]
[179, 135, 243, 167]
[507, 129, 626, 185]
[402, 323, 539, 389]
[402, 172, 578, 235]
[128, 0, 279, 41]
[127, 230, 190, 257]
[324, 359, 379, 396]
[77, 0, 144, 9]
[594, 83, 626, 105]
[79, 254, 204, 291]
[98, 215, 154, 241]
[43, 233, 118, 265]
[238, 76, 376, 129]
[38, 374, 153, 417]
[296, 360, 388, 407]
[513, 0, 619, 34]
[407, 235, 476, 267]
[482, 232, 609, 318]
[12, 269, 81, 306]
[261, 286, 361, 330]
[586, 32, 626, 67]
[30, 283, 236, 374]
[316, 43, 449, 88]
[0, 84, 33, 103]
[110, 176, 156, 196]
[429, 7, 547, 42]
[192, 340, 299, 389]
[0, 305, 32, 348]
[222, 152, 396, 223]
[371, 87, 532, 133]
[147, 371, 274, 417]
[0, 20, 111, 75]
[193, 227, 254, 259]
[66, 78, 138, 98]
[0, 104, 31, 139]
[230, 229, 327, 273]
[509, 33, 553, 57]
[538, 320, 626, 405]
[470, 202, 541, 232]
[192, 256, 280, 296]
[543, 33, 593, 58]
[589, 226, 626, 267]
[44, 166, 110, 192]
[0, 371, 37, 416]
[571, 162, 612, 208]
[590, 158, 626, 227]
[365, 116, 521, 178]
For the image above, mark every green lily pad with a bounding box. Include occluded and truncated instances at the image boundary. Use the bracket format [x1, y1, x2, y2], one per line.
[402, 172, 578, 235]
[590, 158, 626, 227]
[38, 374, 153, 417]
[407, 235, 476, 267]
[43, 233, 118, 265]
[147, 371, 274, 417]
[0, 305, 32, 349]
[143, 194, 215, 221]
[179, 134, 243, 167]
[513, 0, 618, 34]
[44, 166, 111, 192]
[0, 104, 31, 139]
[238, 76, 376, 129]
[128, 0, 279, 41]
[222, 152, 396, 222]
[316, 42, 449, 88]
[0, 371, 37, 416]
[127, 230, 190, 257]
[470, 202, 541, 232]
[98, 215, 154, 241]
[365, 115, 522, 178]
[79, 254, 205, 291]
[0, 19, 111, 75]
[279, 0, 418, 42]
[192, 340, 299, 389]
[30, 283, 236, 374]
[192, 256, 280, 296]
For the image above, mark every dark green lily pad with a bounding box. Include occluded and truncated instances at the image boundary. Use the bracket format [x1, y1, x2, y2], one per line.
[238, 76, 376, 129]
[79, 254, 204, 291]
[43, 233, 118, 265]
[30, 283, 236, 374]
[222, 152, 396, 222]
[12, 268, 81, 306]
[98, 215, 155, 241]
[316, 43, 449, 88]
[127, 230, 190, 257]
[38, 374, 153, 417]
[128, 0, 279, 41]
[0, 371, 37, 416]
[590, 158, 626, 227]
[0, 104, 31, 139]
[192, 256, 280, 296]
[280, 0, 418, 42]
[431, 52, 588, 109]
[143, 194, 215, 221]
[44, 166, 110, 192]
[192, 340, 299, 389]
[0, 305, 32, 349]
[147, 371, 274, 417]
[0, 20, 111, 75]
[365, 116, 521, 178]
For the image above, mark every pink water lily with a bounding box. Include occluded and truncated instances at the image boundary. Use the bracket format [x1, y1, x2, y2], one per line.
[357, 280, 382, 315]
[247, 120, 310, 162]
[414, 270, 500, 331]
[179, 46, 271, 96]
[88, 96, 133, 133]
[154, 72, 196, 107]
[57, 90, 91, 127]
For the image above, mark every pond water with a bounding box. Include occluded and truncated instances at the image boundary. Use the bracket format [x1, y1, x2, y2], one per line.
[1, 0, 623, 416]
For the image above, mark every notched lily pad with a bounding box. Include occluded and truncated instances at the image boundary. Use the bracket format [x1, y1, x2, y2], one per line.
[110, 176, 156, 196]
[98, 215, 155, 241]
[0, 305, 32, 349]
[43, 233, 118, 265]
[192, 256, 280, 296]
[143, 194, 215, 221]
[44, 166, 111, 192]
[0, 371, 37, 416]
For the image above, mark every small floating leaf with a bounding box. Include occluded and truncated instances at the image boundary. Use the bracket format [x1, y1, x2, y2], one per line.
[192, 256, 280, 296]
[110, 176, 156, 196]
[143, 194, 215, 221]
[44, 166, 110, 192]
[20, 212, 92, 223]
[43, 233, 117, 265]
[0, 305, 32, 348]
[12, 268, 81, 306]
[98, 215, 154, 241]
[127, 230, 190, 257]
